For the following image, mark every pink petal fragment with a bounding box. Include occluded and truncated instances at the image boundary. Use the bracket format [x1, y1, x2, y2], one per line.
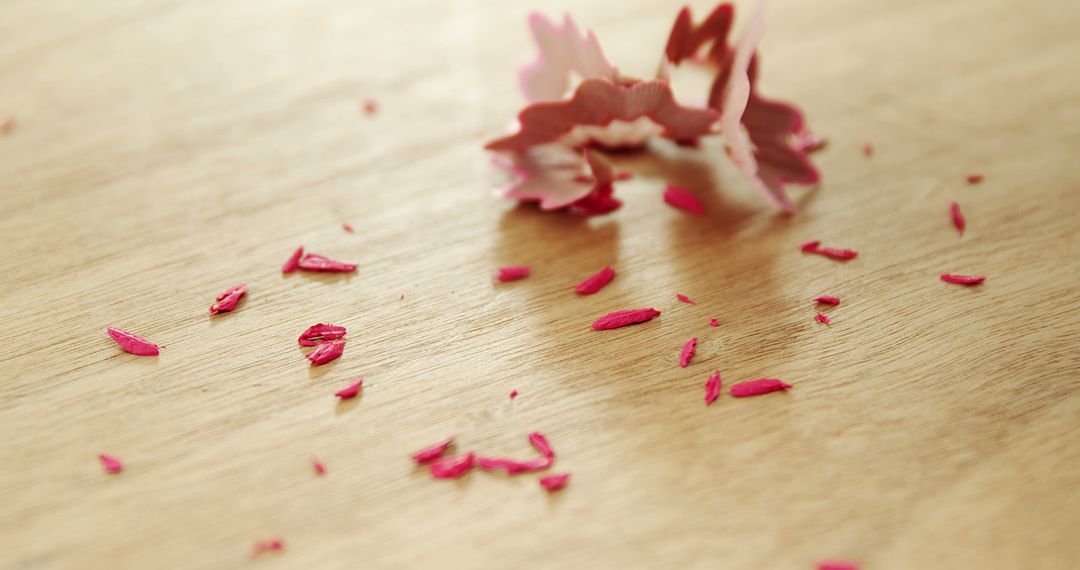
[282, 246, 303, 273]
[430, 452, 475, 479]
[815, 296, 841, 306]
[679, 337, 698, 368]
[252, 538, 284, 556]
[342, 223, 354, 233]
[334, 378, 363, 399]
[412, 437, 456, 464]
[801, 241, 858, 260]
[98, 453, 123, 474]
[862, 142, 874, 156]
[519, 13, 619, 103]
[509, 389, 518, 400]
[529, 432, 555, 458]
[663, 185, 705, 215]
[950, 201, 965, 235]
[297, 253, 357, 273]
[676, 293, 696, 304]
[731, 378, 791, 398]
[818, 562, 860, 570]
[539, 472, 571, 492]
[814, 312, 831, 325]
[298, 323, 347, 347]
[705, 370, 722, 406]
[106, 327, 159, 356]
[476, 455, 553, 474]
[940, 274, 986, 285]
[312, 458, 327, 476]
[966, 174, 984, 185]
[800, 240, 822, 252]
[494, 265, 531, 283]
[306, 340, 345, 366]
[709, 317, 720, 327]
[209, 283, 247, 315]
[592, 308, 661, 330]
[576, 266, 615, 294]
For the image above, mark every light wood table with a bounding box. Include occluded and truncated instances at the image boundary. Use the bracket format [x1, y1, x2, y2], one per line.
[2, 0, 1078, 568]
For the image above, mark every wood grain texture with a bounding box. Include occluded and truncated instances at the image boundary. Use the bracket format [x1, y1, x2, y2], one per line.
[2, 0, 1079, 568]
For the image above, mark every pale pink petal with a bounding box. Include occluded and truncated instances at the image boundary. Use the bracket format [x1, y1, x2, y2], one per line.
[493, 146, 623, 213]
[519, 13, 619, 103]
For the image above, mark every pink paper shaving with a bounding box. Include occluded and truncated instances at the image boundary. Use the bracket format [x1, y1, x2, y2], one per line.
[209, 283, 247, 315]
[297, 253, 357, 273]
[334, 378, 363, 399]
[493, 145, 622, 212]
[801, 240, 858, 260]
[576, 266, 616, 294]
[98, 453, 123, 474]
[519, 13, 619, 103]
[495, 265, 532, 283]
[814, 312, 831, 325]
[731, 378, 791, 397]
[709, 317, 720, 327]
[298, 323, 347, 347]
[592, 308, 661, 330]
[966, 174, 984, 185]
[509, 389, 519, 400]
[539, 472, 571, 492]
[282, 246, 304, 273]
[430, 452, 475, 479]
[950, 201, 965, 235]
[679, 337, 698, 368]
[817, 562, 860, 570]
[940, 274, 985, 285]
[676, 293, 696, 304]
[476, 432, 556, 475]
[705, 370, 722, 405]
[663, 185, 705, 215]
[306, 340, 345, 365]
[663, 4, 733, 66]
[862, 142, 874, 156]
[106, 327, 159, 356]
[253, 539, 284, 556]
[412, 437, 456, 464]
[361, 99, 378, 114]
[815, 295, 841, 306]
[312, 458, 327, 476]
[342, 223, 354, 233]
[1, 117, 14, 135]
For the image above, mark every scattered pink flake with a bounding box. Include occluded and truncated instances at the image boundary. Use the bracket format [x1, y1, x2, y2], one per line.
[476, 432, 556, 475]
[709, 317, 720, 327]
[815, 295, 841, 306]
[518, 13, 618, 104]
[950, 201, 965, 235]
[361, 98, 378, 114]
[676, 293, 696, 304]
[663, 185, 705, 215]
[98, 453, 123, 474]
[575, 266, 615, 294]
[306, 340, 345, 365]
[591, 308, 661, 330]
[252, 538, 284, 556]
[1, 117, 13, 135]
[801, 241, 858, 260]
[334, 378, 363, 399]
[282, 246, 303, 273]
[342, 223, 354, 233]
[539, 472, 571, 492]
[209, 283, 247, 315]
[297, 253, 357, 273]
[494, 265, 531, 283]
[814, 312, 831, 325]
[412, 437, 456, 464]
[312, 458, 327, 476]
[679, 337, 698, 368]
[966, 174, 984, 185]
[298, 323, 347, 346]
[940, 274, 986, 285]
[817, 561, 860, 570]
[509, 390, 518, 400]
[705, 370, 722, 405]
[862, 142, 873, 156]
[731, 378, 791, 397]
[529, 431, 554, 458]
[106, 327, 159, 356]
[430, 452, 475, 479]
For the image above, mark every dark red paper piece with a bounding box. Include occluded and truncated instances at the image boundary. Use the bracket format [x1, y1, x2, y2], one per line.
[705, 370, 722, 406]
[529, 431, 554, 458]
[817, 562, 860, 570]
[430, 452, 475, 479]
[940, 274, 986, 285]
[663, 185, 705, 215]
[950, 201, 965, 235]
[252, 539, 284, 556]
[509, 390, 518, 400]
[709, 317, 720, 327]
[306, 341, 345, 365]
[106, 327, 159, 356]
[297, 253, 357, 273]
[676, 293, 696, 304]
[815, 312, 831, 325]
[312, 458, 327, 476]
[539, 472, 571, 492]
[298, 323, 347, 347]
[592, 308, 661, 330]
[495, 265, 531, 283]
[801, 240, 858, 260]
[209, 283, 247, 315]
[815, 296, 841, 306]
[731, 378, 790, 397]
[679, 337, 698, 368]
[334, 378, 363, 399]
[282, 246, 303, 274]
[412, 437, 456, 464]
[966, 174, 983, 185]
[98, 453, 123, 474]
[576, 266, 615, 294]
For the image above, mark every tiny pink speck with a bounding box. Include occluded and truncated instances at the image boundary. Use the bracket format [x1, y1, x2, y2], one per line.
[98, 453, 123, 474]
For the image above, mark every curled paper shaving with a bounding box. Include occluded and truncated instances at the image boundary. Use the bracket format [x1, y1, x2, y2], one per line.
[519, 13, 619, 103]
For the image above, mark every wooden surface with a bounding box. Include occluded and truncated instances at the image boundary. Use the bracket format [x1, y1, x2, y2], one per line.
[2, 0, 1078, 568]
